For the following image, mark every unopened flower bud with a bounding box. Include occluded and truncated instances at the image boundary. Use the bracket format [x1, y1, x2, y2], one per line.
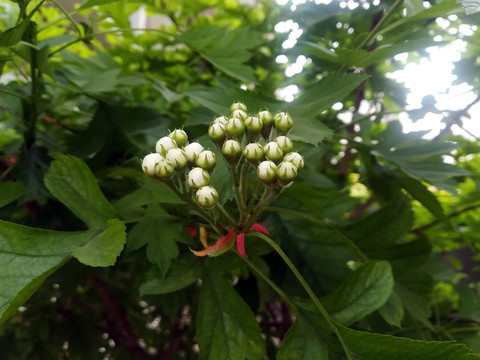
[222, 139, 242, 158]
[184, 142, 204, 162]
[165, 148, 188, 169]
[258, 110, 274, 127]
[168, 129, 188, 147]
[244, 116, 263, 134]
[142, 153, 163, 176]
[155, 158, 175, 178]
[275, 136, 293, 153]
[257, 160, 277, 183]
[244, 143, 264, 163]
[196, 150, 217, 171]
[274, 112, 293, 134]
[284, 152, 304, 170]
[208, 123, 226, 143]
[196, 186, 219, 208]
[264, 142, 284, 163]
[230, 102, 247, 113]
[156, 136, 177, 156]
[231, 109, 248, 121]
[213, 116, 228, 126]
[225, 117, 245, 139]
[187, 167, 210, 189]
[276, 161, 297, 182]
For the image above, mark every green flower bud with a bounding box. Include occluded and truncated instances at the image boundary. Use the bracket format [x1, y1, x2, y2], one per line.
[231, 109, 248, 121]
[257, 160, 277, 183]
[222, 139, 242, 158]
[275, 136, 293, 153]
[258, 110, 274, 127]
[168, 129, 188, 147]
[142, 153, 163, 176]
[276, 161, 298, 182]
[184, 142, 204, 162]
[284, 152, 304, 170]
[156, 136, 177, 156]
[225, 117, 245, 139]
[244, 116, 263, 134]
[213, 116, 228, 126]
[196, 150, 217, 171]
[187, 167, 210, 189]
[230, 101, 247, 113]
[208, 123, 226, 143]
[243, 143, 264, 163]
[264, 141, 284, 163]
[155, 158, 175, 178]
[196, 186, 219, 208]
[274, 112, 293, 134]
[165, 148, 188, 169]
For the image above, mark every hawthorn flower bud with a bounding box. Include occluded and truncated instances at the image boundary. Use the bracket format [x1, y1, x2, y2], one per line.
[274, 112, 293, 134]
[156, 136, 177, 156]
[155, 158, 175, 178]
[187, 167, 210, 189]
[213, 116, 228, 126]
[257, 160, 277, 183]
[168, 129, 188, 147]
[196, 186, 219, 208]
[244, 143, 265, 163]
[258, 110, 274, 127]
[284, 152, 304, 170]
[222, 139, 242, 158]
[276, 161, 298, 182]
[196, 150, 217, 171]
[230, 102, 247, 113]
[264, 141, 284, 163]
[165, 148, 188, 169]
[244, 116, 263, 134]
[231, 109, 248, 121]
[225, 117, 245, 139]
[275, 136, 293, 153]
[208, 123, 226, 143]
[184, 142, 204, 162]
[142, 153, 163, 176]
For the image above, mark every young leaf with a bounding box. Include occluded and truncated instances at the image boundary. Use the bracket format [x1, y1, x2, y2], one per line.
[44, 154, 118, 229]
[196, 269, 265, 360]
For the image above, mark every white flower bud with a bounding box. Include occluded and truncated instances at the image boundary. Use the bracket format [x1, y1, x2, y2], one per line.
[257, 160, 277, 183]
[196, 150, 217, 171]
[156, 136, 177, 156]
[165, 148, 188, 169]
[284, 152, 304, 170]
[222, 139, 242, 158]
[168, 129, 188, 147]
[225, 117, 245, 139]
[264, 141, 284, 163]
[244, 116, 263, 134]
[230, 102, 247, 113]
[196, 186, 219, 208]
[274, 112, 293, 134]
[142, 153, 163, 176]
[276, 161, 297, 182]
[184, 142, 204, 162]
[275, 136, 293, 153]
[155, 158, 175, 178]
[258, 110, 274, 127]
[208, 123, 226, 143]
[231, 109, 247, 120]
[244, 143, 264, 163]
[213, 116, 228, 126]
[187, 167, 210, 189]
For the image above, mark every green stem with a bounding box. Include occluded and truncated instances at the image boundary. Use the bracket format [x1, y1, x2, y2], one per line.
[215, 204, 237, 228]
[244, 186, 277, 230]
[248, 232, 353, 360]
[266, 206, 368, 262]
[225, 159, 245, 218]
[0, 88, 29, 101]
[238, 160, 249, 224]
[48, 0, 83, 36]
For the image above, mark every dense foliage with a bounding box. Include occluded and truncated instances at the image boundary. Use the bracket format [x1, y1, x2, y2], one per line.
[1, 0, 480, 358]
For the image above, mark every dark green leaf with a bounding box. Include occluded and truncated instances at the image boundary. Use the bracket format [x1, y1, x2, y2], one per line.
[0, 182, 26, 208]
[0, 21, 29, 48]
[378, 291, 404, 328]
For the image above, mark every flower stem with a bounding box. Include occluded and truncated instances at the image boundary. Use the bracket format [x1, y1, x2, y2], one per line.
[244, 186, 279, 230]
[248, 232, 354, 360]
[215, 203, 237, 228]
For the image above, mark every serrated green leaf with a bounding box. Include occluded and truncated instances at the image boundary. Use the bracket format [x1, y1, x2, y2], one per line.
[0, 181, 26, 208]
[339, 325, 480, 360]
[72, 219, 126, 267]
[378, 291, 405, 328]
[44, 154, 118, 229]
[322, 261, 394, 325]
[0, 21, 29, 48]
[196, 269, 265, 360]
